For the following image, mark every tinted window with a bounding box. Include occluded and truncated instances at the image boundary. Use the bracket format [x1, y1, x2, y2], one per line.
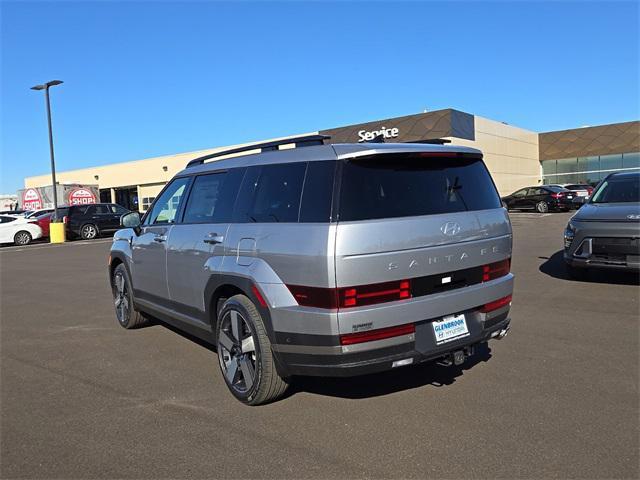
[591, 176, 640, 203]
[0, 216, 16, 223]
[512, 189, 528, 197]
[235, 163, 306, 223]
[94, 205, 111, 214]
[545, 186, 566, 193]
[146, 177, 190, 224]
[182, 170, 243, 224]
[300, 161, 336, 222]
[339, 155, 501, 221]
[112, 205, 128, 214]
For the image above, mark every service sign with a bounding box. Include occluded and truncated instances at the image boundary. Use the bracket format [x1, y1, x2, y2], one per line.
[22, 188, 43, 210]
[68, 188, 97, 206]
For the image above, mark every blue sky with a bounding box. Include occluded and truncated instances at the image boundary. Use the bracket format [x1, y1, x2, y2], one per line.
[1, 1, 638, 193]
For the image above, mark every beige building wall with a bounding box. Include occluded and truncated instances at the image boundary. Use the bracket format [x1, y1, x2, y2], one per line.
[24, 133, 316, 211]
[445, 116, 540, 195]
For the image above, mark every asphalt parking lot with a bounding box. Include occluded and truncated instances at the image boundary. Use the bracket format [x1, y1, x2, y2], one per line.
[1, 212, 638, 479]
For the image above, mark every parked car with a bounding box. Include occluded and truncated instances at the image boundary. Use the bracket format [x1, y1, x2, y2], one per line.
[35, 212, 53, 237]
[25, 208, 54, 219]
[109, 137, 514, 405]
[564, 171, 640, 278]
[0, 209, 29, 216]
[0, 215, 43, 246]
[62, 203, 131, 239]
[501, 185, 574, 213]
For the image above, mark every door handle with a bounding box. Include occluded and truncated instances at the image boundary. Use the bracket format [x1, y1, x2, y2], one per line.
[153, 235, 167, 243]
[204, 233, 224, 244]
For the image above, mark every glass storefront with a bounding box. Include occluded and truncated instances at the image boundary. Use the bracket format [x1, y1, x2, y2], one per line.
[542, 152, 640, 185]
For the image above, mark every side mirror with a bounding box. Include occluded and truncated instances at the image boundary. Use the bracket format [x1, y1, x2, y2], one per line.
[121, 212, 141, 233]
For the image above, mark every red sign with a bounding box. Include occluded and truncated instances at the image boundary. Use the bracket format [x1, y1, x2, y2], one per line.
[68, 188, 97, 205]
[22, 188, 43, 210]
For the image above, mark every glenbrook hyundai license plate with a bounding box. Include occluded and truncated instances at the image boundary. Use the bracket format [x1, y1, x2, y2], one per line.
[432, 314, 469, 345]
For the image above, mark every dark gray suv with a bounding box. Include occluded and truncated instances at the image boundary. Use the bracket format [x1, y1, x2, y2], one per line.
[109, 136, 514, 405]
[564, 171, 640, 278]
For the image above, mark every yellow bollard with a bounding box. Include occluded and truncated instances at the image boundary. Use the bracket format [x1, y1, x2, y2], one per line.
[49, 222, 66, 243]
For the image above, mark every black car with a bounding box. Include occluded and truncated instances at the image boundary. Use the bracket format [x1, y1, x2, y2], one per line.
[60, 203, 130, 239]
[502, 186, 574, 213]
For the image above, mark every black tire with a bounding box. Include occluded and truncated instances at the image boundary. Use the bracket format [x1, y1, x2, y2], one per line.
[216, 294, 288, 406]
[112, 264, 151, 329]
[80, 223, 99, 240]
[13, 230, 32, 246]
[536, 201, 549, 213]
[566, 263, 588, 281]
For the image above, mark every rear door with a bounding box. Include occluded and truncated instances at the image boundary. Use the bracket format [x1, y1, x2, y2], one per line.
[131, 177, 190, 303]
[334, 153, 510, 292]
[166, 168, 244, 320]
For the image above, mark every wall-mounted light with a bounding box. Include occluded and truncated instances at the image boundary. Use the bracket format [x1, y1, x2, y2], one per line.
[94, 175, 99, 181]
[162, 166, 168, 172]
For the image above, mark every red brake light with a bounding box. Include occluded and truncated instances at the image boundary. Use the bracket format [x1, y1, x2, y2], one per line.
[480, 294, 512, 313]
[482, 259, 511, 282]
[287, 279, 412, 310]
[340, 323, 415, 345]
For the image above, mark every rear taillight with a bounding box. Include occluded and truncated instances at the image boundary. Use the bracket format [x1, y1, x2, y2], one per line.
[551, 192, 565, 199]
[480, 294, 512, 313]
[482, 259, 511, 282]
[63, 216, 68, 224]
[340, 279, 411, 308]
[340, 323, 415, 345]
[287, 279, 412, 310]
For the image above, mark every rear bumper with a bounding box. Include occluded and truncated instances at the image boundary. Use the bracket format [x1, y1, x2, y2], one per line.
[274, 310, 510, 377]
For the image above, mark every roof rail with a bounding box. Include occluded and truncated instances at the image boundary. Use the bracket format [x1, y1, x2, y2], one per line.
[404, 138, 452, 145]
[186, 134, 331, 168]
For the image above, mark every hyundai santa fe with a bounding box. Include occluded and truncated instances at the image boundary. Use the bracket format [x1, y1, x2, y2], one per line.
[109, 137, 514, 405]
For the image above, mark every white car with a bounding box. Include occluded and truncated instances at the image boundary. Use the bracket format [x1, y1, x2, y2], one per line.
[0, 215, 43, 246]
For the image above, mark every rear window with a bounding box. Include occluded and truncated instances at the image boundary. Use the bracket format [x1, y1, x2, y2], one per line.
[338, 154, 501, 221]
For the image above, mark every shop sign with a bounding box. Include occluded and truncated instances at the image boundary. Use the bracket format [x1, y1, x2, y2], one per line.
[22, 188, 43, 210]
[68, 188, 97, 205]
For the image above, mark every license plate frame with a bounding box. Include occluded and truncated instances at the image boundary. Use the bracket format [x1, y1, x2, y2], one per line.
[432, 314, 470, 345]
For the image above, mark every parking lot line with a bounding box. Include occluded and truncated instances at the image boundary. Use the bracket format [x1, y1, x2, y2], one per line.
[0, 238, 112, 253]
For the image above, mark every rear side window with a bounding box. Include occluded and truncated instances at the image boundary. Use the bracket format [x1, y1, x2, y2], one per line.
[0, 216, 16, 223]
[338, 154, 501, 221]
[299, 161, 336, 222]
[234, 163, 306, 223]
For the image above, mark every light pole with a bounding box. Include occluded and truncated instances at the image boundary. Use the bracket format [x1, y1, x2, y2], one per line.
[31, 80, 63, 222]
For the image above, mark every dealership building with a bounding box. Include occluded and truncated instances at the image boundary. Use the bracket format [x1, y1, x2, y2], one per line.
[23, 108, 640, 212]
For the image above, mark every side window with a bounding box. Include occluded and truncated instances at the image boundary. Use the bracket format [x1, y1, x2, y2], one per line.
[512, 189, 527, 198]
[235, 163, 306, 223]
[183, 168, 244, 224]
[145, 177, 190, 225]
[299, 160, 336, 222]
[94, 205, 110, 214]
[111, 205, 128, 214]
[183, 173, 225, 223]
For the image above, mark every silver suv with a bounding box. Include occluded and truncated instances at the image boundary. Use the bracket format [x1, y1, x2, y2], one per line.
[109, 136, 514, 405]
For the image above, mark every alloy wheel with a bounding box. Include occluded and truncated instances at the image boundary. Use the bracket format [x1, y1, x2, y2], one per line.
[217, 310, 257, 393]
[14, 231, 31, 246]
[82, 225, 97, 239]
[113, 272, 130, 324]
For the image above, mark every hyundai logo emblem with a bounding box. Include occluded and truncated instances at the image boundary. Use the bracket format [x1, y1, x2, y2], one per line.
[441, 222, 461, 236]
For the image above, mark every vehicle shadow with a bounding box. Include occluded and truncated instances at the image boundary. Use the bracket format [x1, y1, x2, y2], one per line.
[289, 342, 493, 400]
[152, 318, 494, 401]
[539, 250, 640, 286]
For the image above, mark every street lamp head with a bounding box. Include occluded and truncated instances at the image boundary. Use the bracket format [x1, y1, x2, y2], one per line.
[30, 80, 63, 91]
